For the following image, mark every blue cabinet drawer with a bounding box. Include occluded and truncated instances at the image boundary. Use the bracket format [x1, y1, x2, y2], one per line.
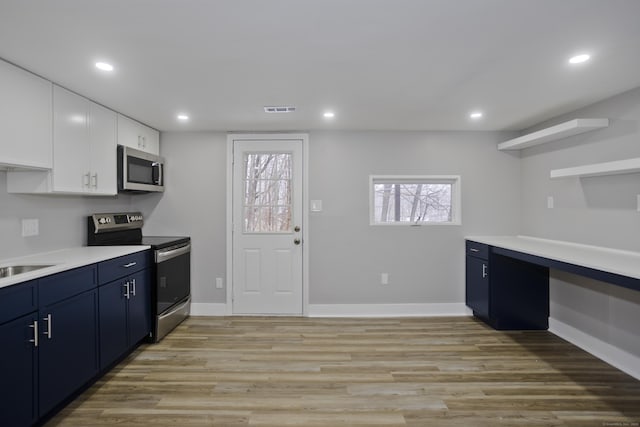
[466, 240, 489, 259]
[39, 265, 97, 306]
[98, 251, 150, 285]
[0, 280, 38, 325]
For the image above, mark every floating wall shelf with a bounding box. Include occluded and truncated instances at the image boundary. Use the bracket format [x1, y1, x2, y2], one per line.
[550, 158, 640, 179]
[498, 118, 609, 151]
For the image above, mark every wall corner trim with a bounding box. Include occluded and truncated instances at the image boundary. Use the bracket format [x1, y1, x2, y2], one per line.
[549, 318, 640, 380]
[307, 303, 472, 318]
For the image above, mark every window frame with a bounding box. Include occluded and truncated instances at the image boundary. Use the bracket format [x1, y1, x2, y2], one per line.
[369, 175, 462, 226]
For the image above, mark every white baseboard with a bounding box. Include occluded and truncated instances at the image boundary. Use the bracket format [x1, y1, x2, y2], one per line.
[549, 318, 640, 380]
[190, 303, 228, 316]
[307, 303, 471, 317]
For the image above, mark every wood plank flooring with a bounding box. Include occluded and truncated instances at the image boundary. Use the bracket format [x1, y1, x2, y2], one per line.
[46, 316, 640, 426]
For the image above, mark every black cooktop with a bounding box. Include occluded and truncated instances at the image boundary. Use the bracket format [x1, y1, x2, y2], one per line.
[141, 236, 190, 250]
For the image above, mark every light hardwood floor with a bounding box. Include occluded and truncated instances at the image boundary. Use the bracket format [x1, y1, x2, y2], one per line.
[47, 316, 640, 427]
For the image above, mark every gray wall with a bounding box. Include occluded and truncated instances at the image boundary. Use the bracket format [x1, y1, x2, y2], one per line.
[136, 132, 228, 305]
[138, 130, 521, 306]
[0, 172, 135, 260]
[308, 131, 520, 304]
[519, 87, 640, 361]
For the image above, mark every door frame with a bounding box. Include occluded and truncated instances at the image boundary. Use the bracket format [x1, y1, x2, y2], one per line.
[226, 133, 309, 316]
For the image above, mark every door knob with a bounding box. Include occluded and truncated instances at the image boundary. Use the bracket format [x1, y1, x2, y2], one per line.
[294, 238, 301, 245]
[294, 226, 301, 232]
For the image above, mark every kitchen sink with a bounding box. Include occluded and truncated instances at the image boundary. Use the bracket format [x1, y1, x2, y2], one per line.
[0, 264, 54, 278]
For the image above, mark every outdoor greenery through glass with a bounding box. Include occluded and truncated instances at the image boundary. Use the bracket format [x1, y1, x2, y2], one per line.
[243, 153, 292, 232]
[373, 182, 452, 223]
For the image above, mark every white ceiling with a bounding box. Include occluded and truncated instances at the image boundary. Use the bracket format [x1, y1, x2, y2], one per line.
[1, 0, 639, 133]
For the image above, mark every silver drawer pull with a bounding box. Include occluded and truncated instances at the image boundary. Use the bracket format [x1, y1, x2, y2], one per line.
[123, 262, 137, 268]
[43, 314, 52, 339]
[470, 248, 479, 252]
[29, 320, 39, 347]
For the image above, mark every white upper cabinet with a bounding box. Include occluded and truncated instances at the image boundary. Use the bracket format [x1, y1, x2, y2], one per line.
[0, 59, 53, 169]
[7, 86, 117, 195]
[117, 114, 159, 155]
[51, 86, 117, 194]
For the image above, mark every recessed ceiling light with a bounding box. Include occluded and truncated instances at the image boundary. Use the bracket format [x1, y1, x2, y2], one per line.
[95, 62, 114, 71]
[177, 114, 189, 121]
[568, 54, 590, 64]
[323, 111, 335, 119]
[469, 111, 483, 119]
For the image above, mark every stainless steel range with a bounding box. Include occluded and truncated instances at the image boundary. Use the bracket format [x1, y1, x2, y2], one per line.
[87, 212, 191, 342]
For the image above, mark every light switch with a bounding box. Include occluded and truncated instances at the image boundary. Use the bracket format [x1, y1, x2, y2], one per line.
[547, 196, 554, 209]
[311, 200, 323, 212]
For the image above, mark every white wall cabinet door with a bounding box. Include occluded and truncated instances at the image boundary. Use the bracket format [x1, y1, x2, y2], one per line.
[0, 59, 52, 169]
[52, 85, 90, 193]
[117, 114, 159, 154]
[88, 103, 117, 195]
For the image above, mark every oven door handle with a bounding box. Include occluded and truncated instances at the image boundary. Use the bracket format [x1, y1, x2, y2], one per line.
[156, 243, 191, 263]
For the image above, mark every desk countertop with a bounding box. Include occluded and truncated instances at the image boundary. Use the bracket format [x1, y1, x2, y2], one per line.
[465, 235, 640, 280]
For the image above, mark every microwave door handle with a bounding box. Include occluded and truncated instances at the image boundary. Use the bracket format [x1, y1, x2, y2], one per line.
[153, 162, 163, 185]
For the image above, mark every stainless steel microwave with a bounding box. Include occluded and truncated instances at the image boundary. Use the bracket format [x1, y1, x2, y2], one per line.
[117, 145, 165, 193]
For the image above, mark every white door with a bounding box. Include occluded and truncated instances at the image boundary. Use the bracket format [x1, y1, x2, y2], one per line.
[232, 138, 303, 314]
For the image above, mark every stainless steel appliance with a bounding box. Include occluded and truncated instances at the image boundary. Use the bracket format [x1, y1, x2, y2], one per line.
[87, 212, 190, 342]
[117, 145, 165, 193]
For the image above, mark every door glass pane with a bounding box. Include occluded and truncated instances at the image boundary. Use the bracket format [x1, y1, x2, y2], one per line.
[243, 153, 292, 232]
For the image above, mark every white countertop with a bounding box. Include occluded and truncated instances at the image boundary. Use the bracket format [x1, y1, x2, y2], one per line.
[465, 235, 640, 280]
[0, 246, 151, 289]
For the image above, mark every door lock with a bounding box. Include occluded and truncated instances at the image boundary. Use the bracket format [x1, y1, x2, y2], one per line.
[294, 238, 301, 245]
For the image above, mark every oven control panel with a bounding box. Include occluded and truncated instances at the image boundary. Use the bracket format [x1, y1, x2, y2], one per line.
[90, 212, 144, 232]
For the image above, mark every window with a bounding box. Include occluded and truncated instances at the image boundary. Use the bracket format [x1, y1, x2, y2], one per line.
[242, 152, 293, 232]
[369, 175, 461, 225]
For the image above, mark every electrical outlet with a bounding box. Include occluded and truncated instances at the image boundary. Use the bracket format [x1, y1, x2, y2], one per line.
[215, 277, 224, 289]
[381, 273, 389, 285]
[21, 218, 39, 237]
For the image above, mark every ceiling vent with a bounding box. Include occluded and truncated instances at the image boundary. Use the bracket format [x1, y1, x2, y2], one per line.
[264, 106, 296, 113]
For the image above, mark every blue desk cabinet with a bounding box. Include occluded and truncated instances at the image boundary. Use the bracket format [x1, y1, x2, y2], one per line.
[0, 279, 38, 427]
[38, 265, 99, 417]
[466, 240, 549, 330]
[465, 242, 489, 319]
[98, 251, 151, 370]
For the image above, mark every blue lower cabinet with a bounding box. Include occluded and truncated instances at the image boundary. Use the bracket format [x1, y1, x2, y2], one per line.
[38, 289, 99, 416]
[99, 268, 151, 369]
[0, 312, 38, 427]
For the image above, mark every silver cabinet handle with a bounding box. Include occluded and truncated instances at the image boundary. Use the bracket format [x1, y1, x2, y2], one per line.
[91, 173, 98, 188]
[43, 314, 52, 339]
[470, 248, 479, 252]
[124, 281, 131, 299]
[131, 278, 136, 297]
[29, 320, 39, 347]
[84, 172, 91, 188]
[482, 264, 488, 278]
[123, 262, 137, 268]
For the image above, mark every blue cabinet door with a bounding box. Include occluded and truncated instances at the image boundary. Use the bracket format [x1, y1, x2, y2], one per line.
[99, 279, 129, 370]
[0, 312, 38, 427]
[38, 289, 99, 417]
[128, 268, 151, 345]
[466, 255, 489, 318]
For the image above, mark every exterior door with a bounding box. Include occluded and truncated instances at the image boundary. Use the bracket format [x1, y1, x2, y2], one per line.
[232, 138, 303, 314]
